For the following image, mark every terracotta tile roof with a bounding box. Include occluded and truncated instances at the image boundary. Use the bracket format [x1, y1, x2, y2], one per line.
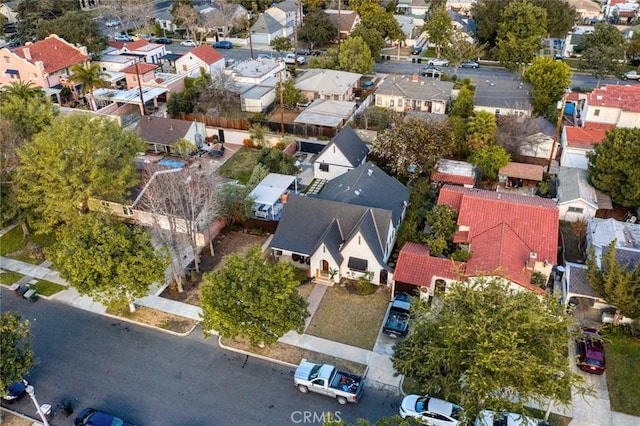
[498, 162, 544, 181]
[587, 84, 640, 113]
[565, 126, 607, 149]
[120, 62, 158, 74]
[583, 122, 615, 131]
[453, 230, 469, 243]
[566, 92, 580, 102]
[135, 116, 193, 146]
[189, 45, 224, 65]
[14, 35, 88, 74]
[437, 185, 558, 291]
[108, 41, 126, 49]
[123, 40, 150, 51]
[431, 172, 475, 186]
[393, 242, 464, 286]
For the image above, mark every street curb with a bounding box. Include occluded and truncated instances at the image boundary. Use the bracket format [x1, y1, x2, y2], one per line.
[103, 310, 198, 337]
[217, 336, 298, 369]
[0, 405, 43, 425]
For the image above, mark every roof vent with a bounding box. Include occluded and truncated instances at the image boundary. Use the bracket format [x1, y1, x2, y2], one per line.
[596, 95, 603, 100]
[354, 189, 361, 196]
[367, 168, 373, 176]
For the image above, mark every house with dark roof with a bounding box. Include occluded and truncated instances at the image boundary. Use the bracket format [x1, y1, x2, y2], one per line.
[559, 125, 607, 169]
[474, 78, 533, 117]
[556, 167, 612, 222]
[270, 194, 398, 286]
[250, 13, 285, 45]
[250, 0, 303, 44]
[324, 9, 360, 40]
[0, 34, 89, 92]
[375, 74, 453, 114]
[175, 45, 225, 77]
[135, 116, 205, 153]
[313, 125, 369, 180]
[393, 185, 559, 297]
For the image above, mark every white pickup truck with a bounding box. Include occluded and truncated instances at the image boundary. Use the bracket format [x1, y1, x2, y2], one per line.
[294, 360, 363, 404]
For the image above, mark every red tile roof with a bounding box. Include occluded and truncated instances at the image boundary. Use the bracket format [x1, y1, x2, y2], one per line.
[437, 185, 558, 291]
[189, 45, 224, 65]
[431, 172, 475, 186]
[14, 35, 88, 74]
[566, 92, 580, 102]
[583, 122, 615, 131]
[123, 40, 150, 51]
[108, 41, 126, 49]
[393, 242, 464, 286]
[587, 85, 640, 113]
[498, 162, 544, 181]
[565, 126, 607, 149]
[121, 62, 158, 74]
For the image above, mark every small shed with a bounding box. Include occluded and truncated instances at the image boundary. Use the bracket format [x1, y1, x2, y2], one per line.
[498, 162, 544, 189]
[247, 173, 298, 220]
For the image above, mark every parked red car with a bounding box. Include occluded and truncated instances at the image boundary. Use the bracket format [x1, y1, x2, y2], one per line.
[575, 328, 605, 375]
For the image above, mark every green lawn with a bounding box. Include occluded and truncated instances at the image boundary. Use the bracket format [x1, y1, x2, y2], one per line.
[305, 284, 389, 350]
[605, 331, 640, 416]
[27, 279, 66, 297]
[0, 226, 26, 256]
[0, 271, 24, 285]
[216, 147, 261, 183]
[0, 225, 56, 264]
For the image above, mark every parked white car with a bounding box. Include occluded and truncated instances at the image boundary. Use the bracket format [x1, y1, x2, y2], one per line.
[114, 34, 134, 42]
[399, 395, 462, 426]
[475, 410, 541, 426]
[180, 39, 197, 47]
[285, 53, 306, 65]
[105, 19, 119, 27]
[428, 58, 450, 66]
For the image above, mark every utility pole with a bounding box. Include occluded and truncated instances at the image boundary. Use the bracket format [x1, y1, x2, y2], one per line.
[293, 0, 299, 62]
[337, 0, 341, 47]
[246, 12, 254, 59]
[279, 69, 285, 133]
[135, 59, 146, 116]
[548, 93, 568, 173]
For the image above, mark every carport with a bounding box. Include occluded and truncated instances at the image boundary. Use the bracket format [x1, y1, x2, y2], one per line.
[91, 86, 168, 116]
[246, 173, 298, 221]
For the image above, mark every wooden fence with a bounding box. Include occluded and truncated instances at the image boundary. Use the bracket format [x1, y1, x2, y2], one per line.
[178, 112, 250, 131]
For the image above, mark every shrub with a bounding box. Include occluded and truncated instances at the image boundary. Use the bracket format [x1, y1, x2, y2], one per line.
[273, 141, 286, 150]
[243, 138, 256, 148]
[355, 277, 376, 295]
[531, 271, 547, 289]
[450, 249, 472, 262]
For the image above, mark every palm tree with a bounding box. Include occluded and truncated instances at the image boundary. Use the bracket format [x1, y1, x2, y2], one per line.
[0, 81, 45, 102]
[70, 63, 110, 110]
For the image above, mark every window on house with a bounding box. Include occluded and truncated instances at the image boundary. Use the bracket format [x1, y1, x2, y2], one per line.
[390, 100, 394, 107]
[3, 56, 9, 63]
[319, 163, 329, 172]
[376, 97, 382, 105]
[132, 76, 137, 82]
[347, 257, 368, 272]
[568, 207, 584, 214]
[123, 207, 133, 216]
[495, 109, 501, 114]
[398, 99, 403, 107]
[416, 100, 421, 107]
[594, 109, 600, 116]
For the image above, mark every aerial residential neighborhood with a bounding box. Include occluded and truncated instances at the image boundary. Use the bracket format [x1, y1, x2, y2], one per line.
[1, 0, 639, 425]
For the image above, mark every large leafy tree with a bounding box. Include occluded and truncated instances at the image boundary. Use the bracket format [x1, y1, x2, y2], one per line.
[0, 313, 35, 394]
[392, 278, 584, 422]
[442, 30, 486, 77]
[349, 25, 385, 59]
[276, 78, 306, 108]
[523, 56, 571, 116]
[14, 0, 79, 43]
[425, 204, 458, 257]
[373, 118, 454, 178]
[200, 244, 309, 346]
[586, 240, 640, 322]
[495, 1, 547, 72]
[101, 0, 156, 32]
[298, 10, 336, 49]
[15, 115, 145, 232]
[578, 23, 626, 86]
[47, 213, 168, 312]
[450, 85, 475, 119]
[351, 0, 404, 46]
[36, 10, 107, 54]
[338, 36, 374, 74]
[423, 6, 452, 59]
[0, 81, 57, 140]
[257, 148, 297, 175]
[468, 144, 510, 180]
[270, 36, 293, 54]
[467, 110, 497, 150]
[586, 128, 640, 208]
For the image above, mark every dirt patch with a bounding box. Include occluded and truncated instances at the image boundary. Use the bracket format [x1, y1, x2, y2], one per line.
[220, 336, 366, 375]
[108, 306, 197, 334]
[0, 411, 36, 426]
[160, 231, 269, 305]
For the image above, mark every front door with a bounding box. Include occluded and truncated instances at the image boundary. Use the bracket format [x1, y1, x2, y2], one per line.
[321, 260, 329, 272]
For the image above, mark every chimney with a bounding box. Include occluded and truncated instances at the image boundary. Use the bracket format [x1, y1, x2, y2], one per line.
[412, 74, 419, 82]
[24, 48, 31, 61]
[526, 251, 537, 270]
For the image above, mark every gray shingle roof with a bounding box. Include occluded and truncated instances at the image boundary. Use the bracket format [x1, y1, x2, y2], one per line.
[474, 78, 533, 110]
[317, 125, 369, 167]
[376, 75, 454, 102]
[251, 13, 283, 34]
[310, 161, 409, 226]
[270, 195, 392, 263]
[557, 167, 599, 208]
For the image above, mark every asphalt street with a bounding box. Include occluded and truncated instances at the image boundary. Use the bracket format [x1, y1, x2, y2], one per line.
[1, 289, 399, 425]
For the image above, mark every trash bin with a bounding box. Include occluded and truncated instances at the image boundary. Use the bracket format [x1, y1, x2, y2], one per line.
[417, 58, 422, 64]
[380, 54, 385, 61]
[412, 57, 416, 63]
[386, 55, 391, 60]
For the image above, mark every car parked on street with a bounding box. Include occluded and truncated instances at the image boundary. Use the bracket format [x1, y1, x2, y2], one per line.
[421, 65, 442, 77]
[461, 60, 480, 68]
[623, 70, 640, 80]
[180, 39, 197, 47]
[285, 53, 306, 65]
[105, 19, 119, 27]
[296, 47, 312, 55]
[575, 327, 605, 375]
[1, 378, 28, 403]
[213, 40, 233, 49]
[412, 45, 423, 55]
[153, 37, 172, 44]
[400, 394, 462, 425]
[74, 407, 135, 426]
[114, 34, 134, 42]
[428, 58, 449, 66]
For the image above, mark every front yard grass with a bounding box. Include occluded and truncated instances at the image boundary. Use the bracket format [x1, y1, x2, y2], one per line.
[216, 147, 261, 183]
[0, 226, 56, 264]
[605, 331, 640, 416]
[220, 336, 367, 375]
[305, 284, 389, 350]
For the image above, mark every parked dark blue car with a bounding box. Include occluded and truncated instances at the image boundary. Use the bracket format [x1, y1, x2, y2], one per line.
[213, 40, 233, 49]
